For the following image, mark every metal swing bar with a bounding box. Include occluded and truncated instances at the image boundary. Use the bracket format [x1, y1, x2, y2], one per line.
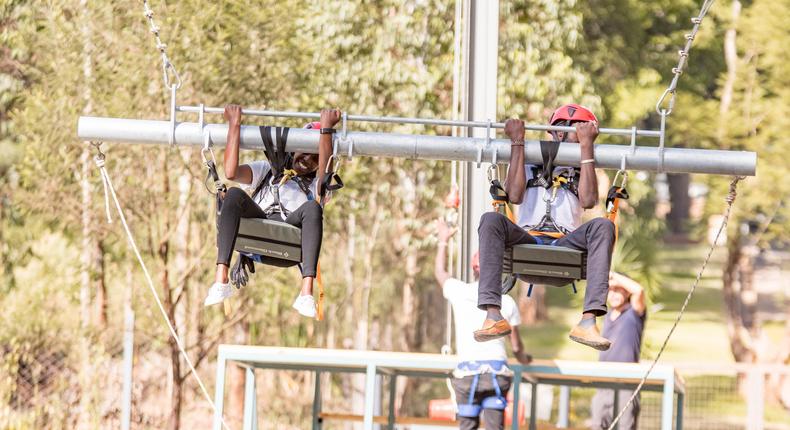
[77, 116, 757, 177]
[176, 104, 663, 138]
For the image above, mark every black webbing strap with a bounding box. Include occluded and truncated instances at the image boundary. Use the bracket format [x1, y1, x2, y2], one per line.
[205, 159, 227, 227]
[489, 179, 509, 202]
[259, 126, 292, 177]
[319, 171, 344, 200]
[538, 139, 560, 187]
[258, 126, 293, 215]
[526, 140, 580, 197]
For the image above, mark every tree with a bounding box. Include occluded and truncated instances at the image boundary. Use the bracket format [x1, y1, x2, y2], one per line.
[714, 1, 790, 408]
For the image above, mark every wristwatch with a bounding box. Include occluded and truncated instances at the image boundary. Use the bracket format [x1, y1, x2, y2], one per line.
[319, 128, 336, 135]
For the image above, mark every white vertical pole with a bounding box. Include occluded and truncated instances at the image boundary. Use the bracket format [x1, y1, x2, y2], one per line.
[746, 368, 765, 430]
[212, 352, 227, 430]
[556, 386, 570, 428]
[660, 377, 674, 430]
[363, 364, 378, 430]
[460, 0, 499, 282]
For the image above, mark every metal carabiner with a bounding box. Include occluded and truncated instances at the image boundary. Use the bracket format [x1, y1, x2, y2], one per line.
[200, 129, 216, 166]
[487, 164, 498, 182]
[326, 136, 342, 174]
[613, 169, 629, 191]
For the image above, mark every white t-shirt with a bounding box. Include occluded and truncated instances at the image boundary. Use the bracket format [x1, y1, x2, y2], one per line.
[515, 164, 582, 233]
[244, 160, 317, 214]
[443, 279, 521, 363]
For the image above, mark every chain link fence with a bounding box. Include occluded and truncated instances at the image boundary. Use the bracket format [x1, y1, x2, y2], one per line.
[553, 364, 790, 430]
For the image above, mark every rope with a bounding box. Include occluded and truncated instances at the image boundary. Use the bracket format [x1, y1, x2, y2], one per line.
[606, 176, 743, 430]
[92, 146, 231, 430]
[655, 0, 716, 116]
[142, 0, 181, 90]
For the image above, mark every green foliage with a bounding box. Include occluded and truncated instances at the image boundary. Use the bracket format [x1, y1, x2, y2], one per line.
[1, 0, 787, 427]
[610, 175, 664, 297]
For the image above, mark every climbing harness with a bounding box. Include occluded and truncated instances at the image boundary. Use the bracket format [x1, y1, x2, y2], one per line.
[498, 139, 590, 295]
[91, 142, 231, 430]
[212, 125, 340, 321]
[455, 360, 509, 418]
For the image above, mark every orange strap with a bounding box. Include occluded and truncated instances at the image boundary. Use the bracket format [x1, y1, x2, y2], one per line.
[315, 261, 324, 321]
[605, 186, 628, 241]
[527, 230, 565, 239]
[492, 199, 515, 223]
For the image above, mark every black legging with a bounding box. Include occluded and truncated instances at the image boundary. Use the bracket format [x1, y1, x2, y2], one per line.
[216, 187, 323, 277]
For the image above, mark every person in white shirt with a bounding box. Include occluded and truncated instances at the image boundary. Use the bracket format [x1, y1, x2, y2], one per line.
[204, 105, 340, 318]
[435, 219, 530, 430]
[473, 104, 616, 351]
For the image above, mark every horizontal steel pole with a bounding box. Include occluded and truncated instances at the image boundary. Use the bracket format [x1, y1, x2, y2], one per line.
[77, 116, 756, 176]
[176, 105, 662, 138]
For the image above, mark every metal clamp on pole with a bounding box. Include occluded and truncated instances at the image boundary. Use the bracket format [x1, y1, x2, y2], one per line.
[338, 112, 355, 160]
[477, 119, 493, 168]
[327, 133, 343, 175]
[169, 85, 177, 146]
[615, 155, 629, 190]
[487, 147, 499, 182]
[658, 110, 668, 173]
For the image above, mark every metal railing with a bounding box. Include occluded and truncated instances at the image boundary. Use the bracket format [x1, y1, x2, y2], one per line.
[176, 104, 662, 138]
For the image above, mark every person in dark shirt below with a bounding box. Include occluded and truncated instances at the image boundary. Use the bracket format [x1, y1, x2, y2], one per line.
[590, 272, 647, 430]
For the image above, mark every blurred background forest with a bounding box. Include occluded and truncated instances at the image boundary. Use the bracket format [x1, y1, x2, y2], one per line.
[1, 0, 789, 429]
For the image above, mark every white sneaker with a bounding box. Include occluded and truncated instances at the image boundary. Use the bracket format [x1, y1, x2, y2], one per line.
[292, 294, 317, 318]
[204, 282, 233, 306]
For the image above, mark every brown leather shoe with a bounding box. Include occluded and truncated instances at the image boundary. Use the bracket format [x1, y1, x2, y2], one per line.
[569, 323, 612, 351]
[473, 319, 512, 342]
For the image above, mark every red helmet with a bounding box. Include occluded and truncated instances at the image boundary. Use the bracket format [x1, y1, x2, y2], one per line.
[304, 121, 322, 129]
[549, 103, 597, 125]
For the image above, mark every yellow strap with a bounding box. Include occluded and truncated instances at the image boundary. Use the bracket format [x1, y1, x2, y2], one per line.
[315, 261, 325, 321]
[279, 169, 297, 186]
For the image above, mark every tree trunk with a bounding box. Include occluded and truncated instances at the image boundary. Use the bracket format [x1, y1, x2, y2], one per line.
[94, 240, 107, 326]
[666, 173, 691, 239]
[518, 282, 548, 324]
[722, 227, 759, 364]
[718, 0, 742, 144]
[77, 1, 98, 426]
[156, 157, 182, 430]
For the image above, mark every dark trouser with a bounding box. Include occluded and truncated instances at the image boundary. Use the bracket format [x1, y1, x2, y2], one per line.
[477, 212, 615, 316]
[451, 374, 513, 430]
[591, 389, 640, 430]
[216, 187, 323, 277]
